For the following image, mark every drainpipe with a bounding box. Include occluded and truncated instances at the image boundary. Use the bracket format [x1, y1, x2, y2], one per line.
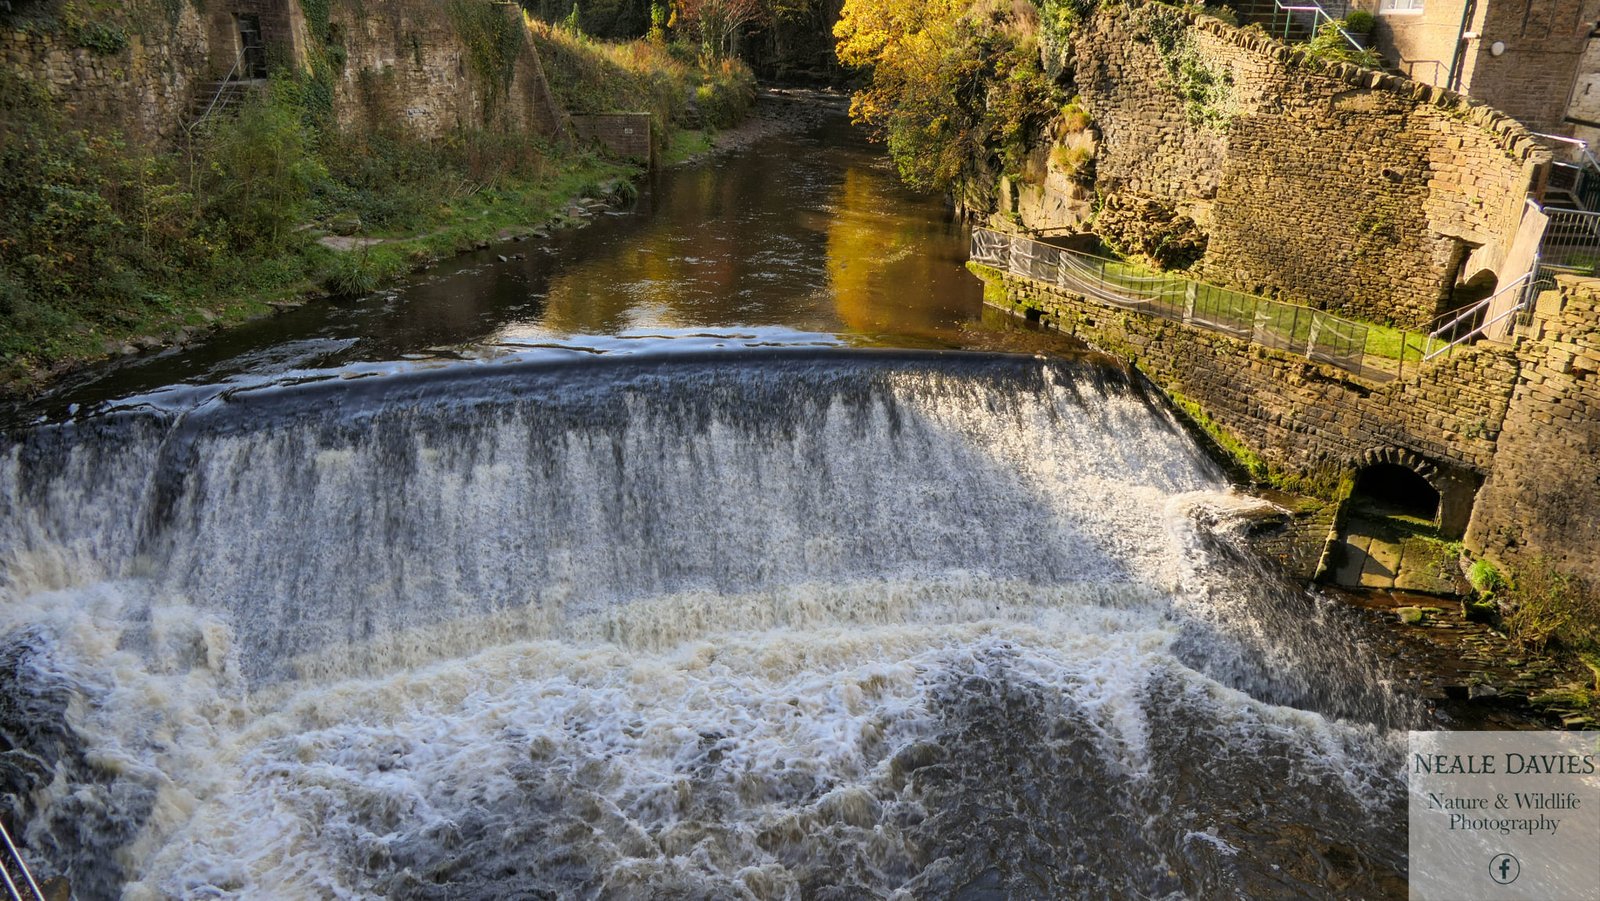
[1447, 0, 1478, 92]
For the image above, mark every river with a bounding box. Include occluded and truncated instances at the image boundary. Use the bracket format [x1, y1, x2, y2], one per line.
[2, 101, 1416, 898]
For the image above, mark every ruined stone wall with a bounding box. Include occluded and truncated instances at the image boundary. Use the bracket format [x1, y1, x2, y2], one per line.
[1037, 4, 1547, 330]
[1466, 276, 1600, 583]
[327, 0, 565, 139]
[0, 0, 213, 146]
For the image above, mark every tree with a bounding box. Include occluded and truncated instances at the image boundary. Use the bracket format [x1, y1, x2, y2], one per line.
[675, 0, 770, 60]
[834, 0, 1062, 192]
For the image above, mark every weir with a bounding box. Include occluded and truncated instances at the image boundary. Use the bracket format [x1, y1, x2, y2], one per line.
[0, 350, 1417, 897]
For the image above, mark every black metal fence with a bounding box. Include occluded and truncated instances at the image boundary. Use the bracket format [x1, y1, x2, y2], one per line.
[971, 228, 1392, 381]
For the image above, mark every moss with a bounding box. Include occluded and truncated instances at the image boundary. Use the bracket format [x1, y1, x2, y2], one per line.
[1162, 386, 1269, 480]
[965, 262, 1015, 308]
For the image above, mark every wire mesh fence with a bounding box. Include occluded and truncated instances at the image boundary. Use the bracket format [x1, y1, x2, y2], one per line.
[971, 228, 1393, 380]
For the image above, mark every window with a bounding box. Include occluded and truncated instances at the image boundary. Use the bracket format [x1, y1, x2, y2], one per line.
[1379, 0, 1425, 12]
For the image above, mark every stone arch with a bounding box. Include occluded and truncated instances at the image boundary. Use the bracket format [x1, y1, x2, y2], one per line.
[1349, 446, 1480, 538]
[1450, 267, 1500, 313]
[1353, 446, 1440, 486]
[1351, 447, 1442, 522]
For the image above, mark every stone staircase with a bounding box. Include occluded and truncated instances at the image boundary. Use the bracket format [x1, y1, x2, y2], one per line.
[185, 77, 269, 135]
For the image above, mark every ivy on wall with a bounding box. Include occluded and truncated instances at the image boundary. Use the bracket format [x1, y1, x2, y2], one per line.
[446, 0, 524, 119]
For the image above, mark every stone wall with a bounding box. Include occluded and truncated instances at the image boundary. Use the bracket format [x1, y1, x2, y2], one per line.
[1015, 3, 1548, 330]
[1466, 276, 1600, 583]
[2, 0, 567, 147]
[327, 0, 565, 140]
[1460, 0, 1598, 133]
[0, 0, 213, 146]
[983, 268, 1521, 534]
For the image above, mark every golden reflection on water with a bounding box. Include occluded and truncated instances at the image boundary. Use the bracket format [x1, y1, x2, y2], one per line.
[498, 117, 981, 346]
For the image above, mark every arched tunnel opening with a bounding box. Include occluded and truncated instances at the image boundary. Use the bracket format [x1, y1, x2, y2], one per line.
[1350, 463, 1441, 523]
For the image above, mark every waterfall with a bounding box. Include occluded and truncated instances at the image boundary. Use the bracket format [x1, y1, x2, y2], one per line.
[0, 349, 1412, 898]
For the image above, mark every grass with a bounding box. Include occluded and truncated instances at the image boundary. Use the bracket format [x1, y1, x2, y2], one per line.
[1084, 254, 1428, 364]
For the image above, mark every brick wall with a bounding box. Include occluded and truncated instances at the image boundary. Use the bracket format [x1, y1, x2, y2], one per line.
[1466, 276, 1600, 582]
[1017, 3, 1548, 330]
[569, 113, 652, 163]
[1462, 0, 1598, 132]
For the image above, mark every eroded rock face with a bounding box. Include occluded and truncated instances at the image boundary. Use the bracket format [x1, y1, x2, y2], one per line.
[1092, 194, 1209, 270]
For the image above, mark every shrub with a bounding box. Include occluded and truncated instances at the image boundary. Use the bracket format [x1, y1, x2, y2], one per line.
[201, 88, 325, 250]
[1342, 10, 1376, 34]
[1468, 558, 1506, 596]
[1503, 558, 1600, 653]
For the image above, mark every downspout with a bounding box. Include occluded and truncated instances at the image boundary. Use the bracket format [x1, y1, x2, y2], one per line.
[1447, 0, 1478, 91]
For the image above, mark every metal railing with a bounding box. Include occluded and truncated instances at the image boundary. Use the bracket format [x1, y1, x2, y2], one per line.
[1230, 0, 1365, 51]
[185, 58, 241, 139]
[1532, 132, 1600, 212]
[1538, 207, 1600, 275]
[972, 228, 1394, 380]
[1421, 273, 1534, 360]
[1395, 57, 1449, 85]
[0, 819, 44, 901]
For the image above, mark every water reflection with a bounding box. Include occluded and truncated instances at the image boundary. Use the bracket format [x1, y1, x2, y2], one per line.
[13, 104, 1065, 424]
[517, 115, 977, 342]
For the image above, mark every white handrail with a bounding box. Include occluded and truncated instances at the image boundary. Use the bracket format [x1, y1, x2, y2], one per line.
[1422, 282, 1533, 361]
[0, 819, 45, 901]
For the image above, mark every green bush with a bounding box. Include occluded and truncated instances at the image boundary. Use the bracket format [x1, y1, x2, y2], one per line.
[201, 89, 325, 250]
[1342, 10, 1376, 34]
[1503, 559, 1600, 653]
[1305, 21, 1381, 68]
[1468, 558, 1506, 596]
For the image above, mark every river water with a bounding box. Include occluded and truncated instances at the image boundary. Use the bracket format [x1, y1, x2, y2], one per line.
[2, 104, 1416, 898]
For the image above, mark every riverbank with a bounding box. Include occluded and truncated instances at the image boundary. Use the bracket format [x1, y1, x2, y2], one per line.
[0, 28, 759, 398]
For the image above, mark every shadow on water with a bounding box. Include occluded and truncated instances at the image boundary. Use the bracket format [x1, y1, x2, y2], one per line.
[14, 110, 1017, 425]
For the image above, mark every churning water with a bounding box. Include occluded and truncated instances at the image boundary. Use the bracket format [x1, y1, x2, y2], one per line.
[0, 349, 1415, 898]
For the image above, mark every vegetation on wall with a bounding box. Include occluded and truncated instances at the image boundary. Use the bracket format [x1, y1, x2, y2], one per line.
[447, 0, 526, 116]
[1142, 5, 1234, 129]
[529, 16, 755, 134]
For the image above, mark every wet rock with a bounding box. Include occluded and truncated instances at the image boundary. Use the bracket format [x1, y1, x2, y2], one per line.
[1468, 683, 1500, 699]
[1396, 606, 1424, 625]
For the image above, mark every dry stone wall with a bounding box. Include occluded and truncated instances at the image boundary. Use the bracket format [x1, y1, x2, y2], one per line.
[1030, 3, 1547, 330]
[1466, 277, 1600, 584]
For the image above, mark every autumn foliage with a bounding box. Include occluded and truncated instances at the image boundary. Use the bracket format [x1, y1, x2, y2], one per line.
[834, 0, 1064, 191]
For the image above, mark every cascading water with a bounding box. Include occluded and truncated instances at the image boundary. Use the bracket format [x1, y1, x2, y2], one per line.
[1, 348, 1415, 899]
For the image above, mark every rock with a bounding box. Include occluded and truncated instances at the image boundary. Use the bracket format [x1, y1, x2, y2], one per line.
[1396, 606, 1424, 624]
[329, 213, 362, 236]
[1468, 683, 1499, 699]
[133, 335, 163, 351]
[474, 240, 489, 250]
[497, 254, 509, 263]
